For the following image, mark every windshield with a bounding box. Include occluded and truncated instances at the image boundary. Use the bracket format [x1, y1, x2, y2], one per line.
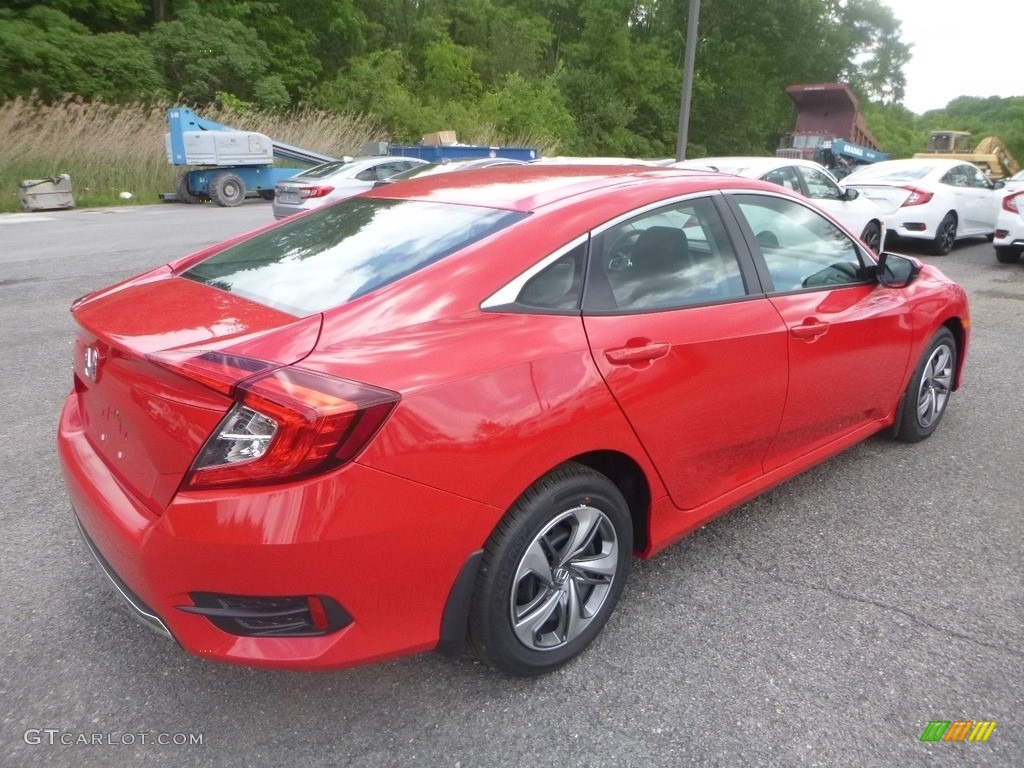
[183, 198, 526, 315]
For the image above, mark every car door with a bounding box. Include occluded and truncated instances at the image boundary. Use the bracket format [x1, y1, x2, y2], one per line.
[725, 193, 914, 472]
[582, 195, 789, 511]
[961, 163, 1000, 233]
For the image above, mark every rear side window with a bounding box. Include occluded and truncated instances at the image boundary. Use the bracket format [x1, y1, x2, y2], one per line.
[183, 198, 526, 315]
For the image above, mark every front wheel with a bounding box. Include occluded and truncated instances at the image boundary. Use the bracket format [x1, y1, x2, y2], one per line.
[995, 246, 1021, 264]
[931, 213, 957, 255]
[469, 463, 632, 676]
[892, 328, 957, 443]
[859, 221, 882, 254]
[210, 173, 245, 207]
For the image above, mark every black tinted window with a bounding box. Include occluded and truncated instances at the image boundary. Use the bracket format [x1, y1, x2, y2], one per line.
[590, 196, 747, 311]
[183, 198, 526, 315]
[515, 242, 586, 311]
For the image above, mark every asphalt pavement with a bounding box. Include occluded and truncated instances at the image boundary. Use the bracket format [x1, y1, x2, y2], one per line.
[0, 202, 1020, 767]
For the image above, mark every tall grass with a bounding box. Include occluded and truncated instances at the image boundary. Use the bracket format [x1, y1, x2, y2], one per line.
[0, 97, 386, 213]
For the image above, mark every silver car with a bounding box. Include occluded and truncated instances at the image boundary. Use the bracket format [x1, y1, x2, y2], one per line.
[272, 157, 428, 219]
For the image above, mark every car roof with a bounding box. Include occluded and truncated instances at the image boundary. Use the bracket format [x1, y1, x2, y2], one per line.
[673, 156, 827, 174]
[362, 164, 748, 213]
[289, 156, 425, 180]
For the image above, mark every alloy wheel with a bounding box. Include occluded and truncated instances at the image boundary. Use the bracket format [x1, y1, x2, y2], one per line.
[916, 343, 953, 428]
[509, 505, 619, 651]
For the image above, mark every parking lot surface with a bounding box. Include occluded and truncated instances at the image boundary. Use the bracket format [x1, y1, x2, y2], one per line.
[1, 203, 1021, 767]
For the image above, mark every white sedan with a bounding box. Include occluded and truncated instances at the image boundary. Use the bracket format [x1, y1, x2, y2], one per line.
[272, 156, 428, 219]
[842, 159, 1004, 255]
[671, 157, 887, 252]
[994, 174, 1024, 263]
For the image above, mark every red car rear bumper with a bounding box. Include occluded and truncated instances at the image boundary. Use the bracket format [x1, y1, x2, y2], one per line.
[58, 393, 503, 670]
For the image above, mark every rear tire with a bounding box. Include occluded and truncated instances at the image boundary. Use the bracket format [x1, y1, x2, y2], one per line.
[175, 172, 203, 204]
[210, 173, 245, 207]
[469, 463, 632, 677]
[931, 213, 957, 255]
[995, 246, 1021, 264]
[892, 328, 957, 443]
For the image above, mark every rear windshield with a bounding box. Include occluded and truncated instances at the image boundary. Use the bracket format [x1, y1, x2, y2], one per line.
[296, 160, 359, 179]
[182, 198, 526, 315]
[845, 165, 933, 183]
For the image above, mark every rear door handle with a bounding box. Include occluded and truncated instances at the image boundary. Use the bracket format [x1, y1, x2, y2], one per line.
[791, 321, 829, 340]
[605, 342, 670, 365]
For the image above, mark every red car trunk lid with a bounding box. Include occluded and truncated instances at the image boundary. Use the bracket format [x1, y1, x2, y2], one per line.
[71, 277, 321, 513]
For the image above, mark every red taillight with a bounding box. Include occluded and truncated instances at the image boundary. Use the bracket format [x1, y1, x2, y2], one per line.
[147, 350, 278, 396]
[298, 185, 335, 199]
[1003, 192, 1022, 213]
[181, 365, 398, 490]
[899, 186, 933, 207]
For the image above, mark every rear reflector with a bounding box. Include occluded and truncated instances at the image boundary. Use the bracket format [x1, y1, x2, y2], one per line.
[178, 593, 352, 637]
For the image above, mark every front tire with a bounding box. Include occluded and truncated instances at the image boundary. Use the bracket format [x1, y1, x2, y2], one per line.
[893, 328, 957, 443]
[931, 213, 957, 255]
[469, 463, 632, 676]
[995, 246, 1021, 264]
[210, 173, 245, 207]
[860, 221, 882, 254]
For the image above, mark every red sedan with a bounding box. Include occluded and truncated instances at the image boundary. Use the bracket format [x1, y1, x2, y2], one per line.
[58, 165, 969, 676]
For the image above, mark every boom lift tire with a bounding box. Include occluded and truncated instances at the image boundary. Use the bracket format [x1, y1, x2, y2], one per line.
[210, 173, 245, 207]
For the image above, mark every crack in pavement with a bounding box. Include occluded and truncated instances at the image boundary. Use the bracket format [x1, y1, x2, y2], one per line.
[729, 553, 1021, 658]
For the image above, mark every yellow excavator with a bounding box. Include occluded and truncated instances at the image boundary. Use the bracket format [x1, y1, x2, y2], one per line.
[914, 131, 1020, 180]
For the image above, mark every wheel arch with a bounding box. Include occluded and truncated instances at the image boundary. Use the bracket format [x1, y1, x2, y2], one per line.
[436, 449, 653, 660]
[568, 450, 651, 555]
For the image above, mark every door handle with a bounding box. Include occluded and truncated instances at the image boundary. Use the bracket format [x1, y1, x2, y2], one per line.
[791, 321, 829, 340]
[605, 342, 670, 365]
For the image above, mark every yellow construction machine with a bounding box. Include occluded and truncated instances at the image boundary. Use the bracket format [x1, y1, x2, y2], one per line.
[914, 131, 1020, 180]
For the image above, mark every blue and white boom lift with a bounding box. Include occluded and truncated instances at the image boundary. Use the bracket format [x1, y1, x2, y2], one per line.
[166, 107, 338, 206]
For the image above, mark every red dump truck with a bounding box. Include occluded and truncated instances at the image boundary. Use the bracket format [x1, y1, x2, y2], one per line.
[776, 83, 888, 176]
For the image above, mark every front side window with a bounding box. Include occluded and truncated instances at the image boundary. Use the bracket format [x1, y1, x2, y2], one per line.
[736, 195, 869, 292]
[799, 167, 843, 200]
[963, 164, 992, 188]
[183, 198, 526, 315]
[587, 196, 747, 311]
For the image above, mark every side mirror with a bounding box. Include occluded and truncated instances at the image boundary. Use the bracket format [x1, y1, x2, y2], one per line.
[992, 180, 1006, 191]
[876, 252, 922, 288]
[841, 187, 859, 201]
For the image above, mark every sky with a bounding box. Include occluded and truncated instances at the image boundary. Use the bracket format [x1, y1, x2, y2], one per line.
[881, 0, 1024, 113]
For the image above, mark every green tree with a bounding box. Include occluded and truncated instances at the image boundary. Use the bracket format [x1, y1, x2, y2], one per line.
[0, 7, 164, 101]
[1, 0, 146, 32]
[146, 4, 274, 105]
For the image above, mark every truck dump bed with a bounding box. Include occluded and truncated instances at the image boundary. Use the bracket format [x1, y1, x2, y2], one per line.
[786, 83, 883, 153]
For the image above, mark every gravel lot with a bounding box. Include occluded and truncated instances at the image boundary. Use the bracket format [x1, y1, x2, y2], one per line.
[1, 202, 1021, 767]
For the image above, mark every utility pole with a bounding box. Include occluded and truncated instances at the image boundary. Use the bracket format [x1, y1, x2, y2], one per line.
[675, 0, 701, 162]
